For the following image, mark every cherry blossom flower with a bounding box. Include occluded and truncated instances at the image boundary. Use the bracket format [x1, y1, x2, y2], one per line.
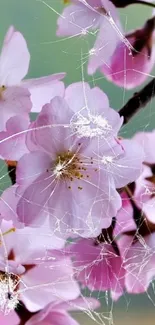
[100, 17, 155, 89]
[69, 238, 125, 300]
[0, 220, 80, 314]
[0, 25, 65, 117]
[25, 297, 100, 325]
[11, 82, 143, 238]
[15, 93, 124, 238]
[57, 0, 124, 70]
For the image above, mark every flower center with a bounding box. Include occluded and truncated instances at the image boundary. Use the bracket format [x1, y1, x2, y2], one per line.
[102, 156, 114, 165]
[53, 150, 84, 182]
[70, 114, 112, 138]
[0, 272, 20, 315]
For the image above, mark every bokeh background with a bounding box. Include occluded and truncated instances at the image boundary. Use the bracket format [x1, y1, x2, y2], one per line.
[0, 0, 155, 323]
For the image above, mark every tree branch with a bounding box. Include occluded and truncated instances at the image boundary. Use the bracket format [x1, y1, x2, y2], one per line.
[16, 301, 37, 325]
[110, 0, 155, 9]
[6, 161, 17, 185]
[119, 78, 155, 125]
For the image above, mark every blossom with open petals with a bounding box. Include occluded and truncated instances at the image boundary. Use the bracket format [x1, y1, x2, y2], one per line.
[0, 220, 79, 313]
[16, 93, 123, 238]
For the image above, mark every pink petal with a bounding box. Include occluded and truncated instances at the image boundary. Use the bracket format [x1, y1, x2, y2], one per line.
[65, 82, 110, 115]
[101, 37, 155, 89]
[26, 308, 79, 325]
[119, 234, 155, 293]
[111, 139, 144, 188]
[0, 86, 31, 131]
[54, 297, 100, 312]
[26, 96, 75, 155]
[22, 75, 65, 113]
[88, 12, 123, 74]
[70, 239, 125, 297]
[0, 26, 30, 86]
[134, 130, 155, 164]
[16, 151, 51, 186]
[0, 185, 23, 227]
[20, 257, 80, 312]
[57, 3, 100, 37]
[0, 115, 29, 160]
[114, 192, 136, 237]
[48, 171, 122, 238]
[16, 171, 53, 226]
[65, 82, 123, 139]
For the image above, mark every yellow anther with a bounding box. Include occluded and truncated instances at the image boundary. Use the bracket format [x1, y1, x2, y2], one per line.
[0, 228, 16, 246]
[2, 228, 16, 237]
[0, 85, 6, 99]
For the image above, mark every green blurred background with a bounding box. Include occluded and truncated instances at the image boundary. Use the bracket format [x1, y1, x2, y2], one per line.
[0, 0, 155, 323]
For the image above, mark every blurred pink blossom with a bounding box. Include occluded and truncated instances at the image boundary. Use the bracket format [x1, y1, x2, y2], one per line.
[100, 18, 155, 88]
[69, 238, 125, 300]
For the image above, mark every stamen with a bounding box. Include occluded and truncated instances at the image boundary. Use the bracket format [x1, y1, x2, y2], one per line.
[0, 85, 6, 100]
[0, 273, 20, 315]
[0, 228, 16, 246]
[1, 228, 16, 237]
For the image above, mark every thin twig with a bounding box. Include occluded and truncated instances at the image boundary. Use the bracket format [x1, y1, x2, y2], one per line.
[119, 78, 155, 125]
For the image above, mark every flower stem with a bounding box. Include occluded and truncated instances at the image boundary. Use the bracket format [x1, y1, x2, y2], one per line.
[119, 78, 155, 125]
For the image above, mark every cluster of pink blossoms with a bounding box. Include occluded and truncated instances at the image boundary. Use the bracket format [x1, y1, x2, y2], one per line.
[58, 0, 155, 88]
[0, 1, 155, 322]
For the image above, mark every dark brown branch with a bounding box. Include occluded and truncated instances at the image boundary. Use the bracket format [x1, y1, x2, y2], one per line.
[119, 78, 155, 125]
[95, 217, 120, 255]
[16, 301, 38, 325]
[110, 0, 155, 8]
[6, 161, 17, 185]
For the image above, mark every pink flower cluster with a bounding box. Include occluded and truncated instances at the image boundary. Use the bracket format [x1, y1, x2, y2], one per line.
[58, 0, 155, 88]
[0, 13, 154, 324]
